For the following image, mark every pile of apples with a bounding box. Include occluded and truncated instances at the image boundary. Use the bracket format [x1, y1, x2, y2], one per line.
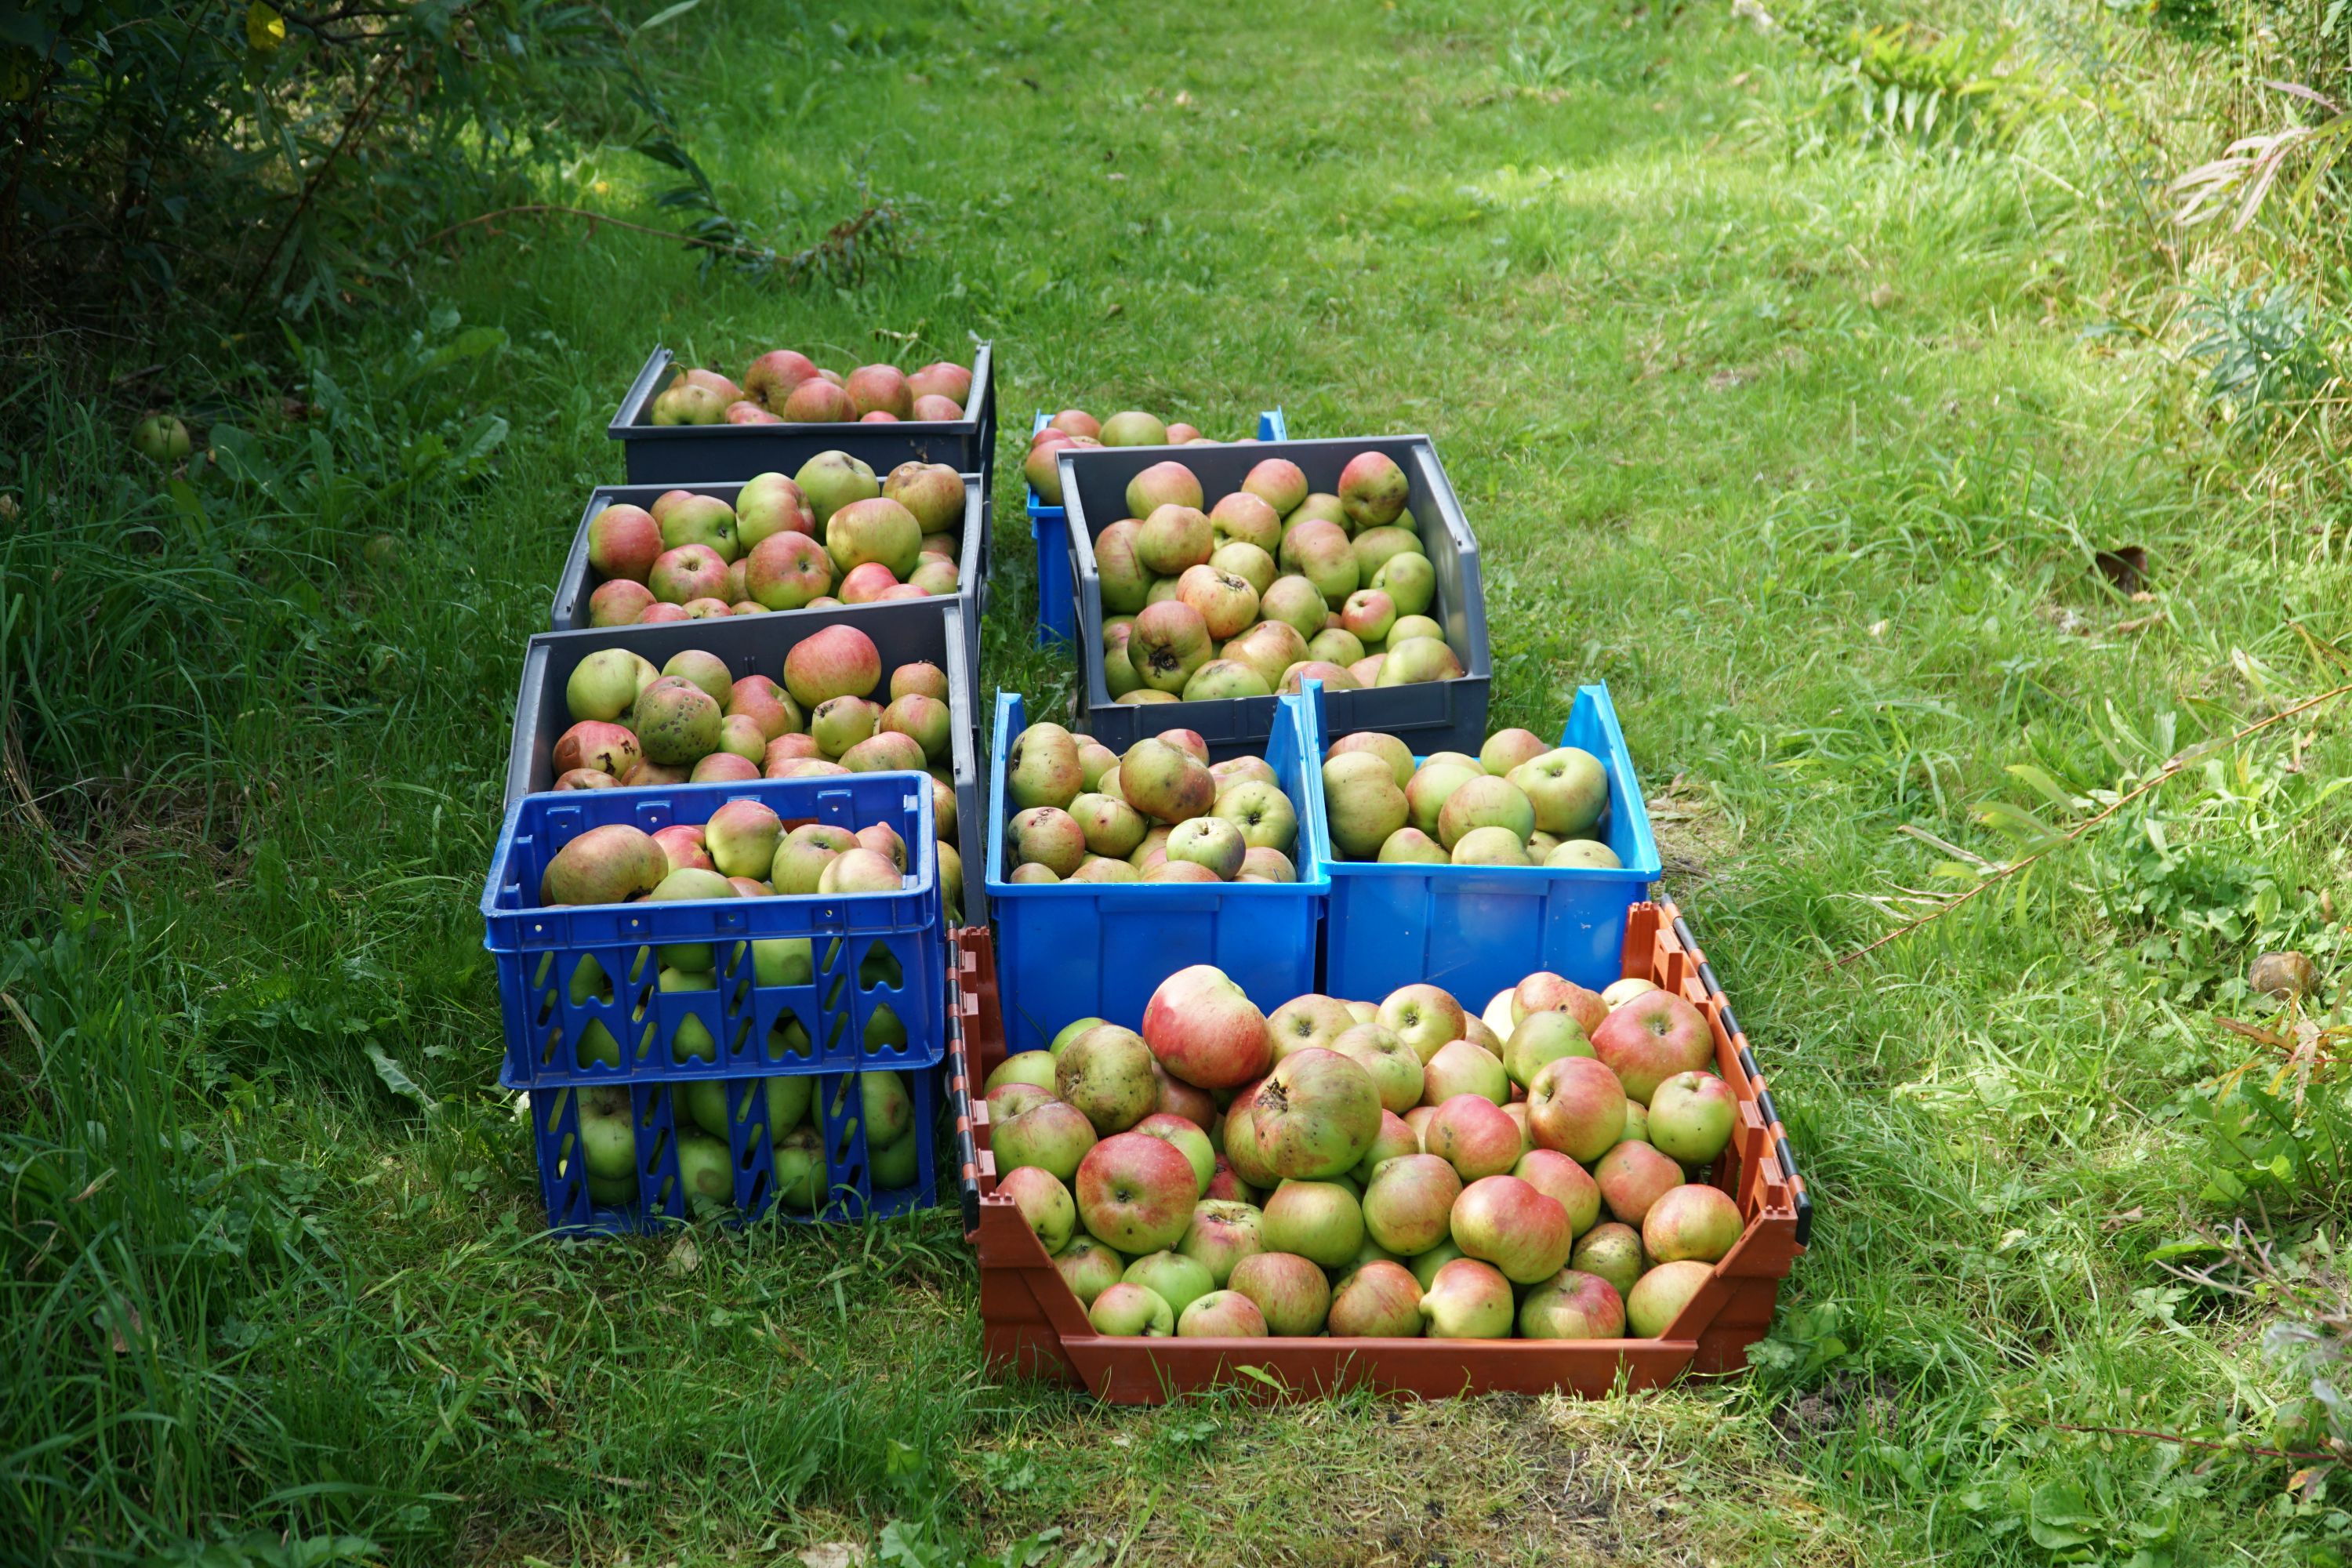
[1322, 726, 1623, 869]
[1023, 409, 1239, 506]
[1002, 722, 1301, 884]
[533, 804, 930, 1070]
[649, 354, 971, 425]
[565, 1069, 926, 1213]
[1075, 452, 1456, 706]
[584, 456, 965, 624]
[548, 625, 963, 897]
[982, 963, 1740, 1341]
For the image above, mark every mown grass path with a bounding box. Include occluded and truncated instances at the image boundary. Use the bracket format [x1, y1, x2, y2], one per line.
[10, 2, 2348, 1564]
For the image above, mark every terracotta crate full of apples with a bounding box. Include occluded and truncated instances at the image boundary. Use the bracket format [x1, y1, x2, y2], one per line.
[949, 906, 1809, 1403]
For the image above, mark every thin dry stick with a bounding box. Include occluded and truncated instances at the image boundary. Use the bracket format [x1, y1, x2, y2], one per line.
[423, 204, 773, 260]
[1833, 681, 2352, 967]
[2041, 1418, 2342, 1465]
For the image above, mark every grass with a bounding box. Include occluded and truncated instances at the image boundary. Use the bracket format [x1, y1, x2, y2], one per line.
[5, 0, 2352, 1563]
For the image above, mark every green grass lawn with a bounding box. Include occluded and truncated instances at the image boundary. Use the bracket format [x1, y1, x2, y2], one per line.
[8, 1, 2351, 1563]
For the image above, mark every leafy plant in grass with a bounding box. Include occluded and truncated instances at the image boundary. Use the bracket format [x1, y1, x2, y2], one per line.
[2182, 285, 2339, 437]
[1780, 5, 2060, 147]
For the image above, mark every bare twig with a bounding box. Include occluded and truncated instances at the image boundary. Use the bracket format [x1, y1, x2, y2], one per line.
[240, 57, 397, 314]
[421, 204, 776, 260]
[2037, 1417, 2343, 1464]
[1833, 682, 2352, 967]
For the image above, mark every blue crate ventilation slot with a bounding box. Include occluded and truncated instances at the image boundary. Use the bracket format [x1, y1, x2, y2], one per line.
[1025, 409, 1287, 645]
[1304, 678, 1663, 1007]
[525, 1068, 942, 1235]
[484, 775, 946, 1089]
[984, 687, 1330, 1053]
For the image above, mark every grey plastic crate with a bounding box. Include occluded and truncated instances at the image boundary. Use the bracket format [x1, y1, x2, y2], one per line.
[503, 599, 985, 921]
[1060, 435, 1491, 759]
[608, 343, 996, 487]
[546, 474, 985, 687]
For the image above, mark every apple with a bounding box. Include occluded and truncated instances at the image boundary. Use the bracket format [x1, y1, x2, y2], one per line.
[992, 1099, 1098, 1183]
[1359, 1152, 1462, 1256]
[1625, 1259, 1714, 1338]
[1229, 1251, 1331, 1335]
[999, 1165, 1076, 1253]
[1501, 1009, 1595, 1091]
[540, 823, 666, 906]
[1177, 1199, 1265, 1286]
[1329, 1023, 1424, 1113]
[1209, 491, 1283, 554]
[1054, 1236, 1125, 1306]
[1260, 1178, 1364, 1268]
[1123, 1248, 1216, 1318]
[1327, 1259, 1425, 1338]
[1165, 816, 1247, 879]
[1268, 994, 1355, 1061]
[1054, 1024, 1160, 1134]
[1142, 965, 1272, 1089]
[1592, 990, 1716, 1103]
[1377, 636, 1461, 685]
[1337, 450, 1410, 528]
[1512, 971, 1608, 1035]
[985, 1082, 1055, 1123]
[1422, 1040, 1508, 1105]
[1518, 1268, 1625, 1340]
[1418, 1257, 1513, 1339]
[1642, 1183, 1744, 1265]
[1647, 1071, 1738, 1166]
[1526, 1056, 1628, 1165]
[1074, 1131, 1199, 1252]
[1593, 1139, 1682, 1226]
[1249, 1047, 1383, 1179]
[1178, 1290, 1269, 1338]
[1376, 984, 1467, 1064]
[1088, 1281, 1174, 1336]
[1508, 746, 1609, 839]
[1450, 1173, 1572, 1284]
[1567, 1222, 1646, 1299]
[1007, 721, 1083, 811]
[1512, 1149, 1601, 1236]
[1352, 1110, 1421, 1182]
[1422, 1094, 1521, 1181]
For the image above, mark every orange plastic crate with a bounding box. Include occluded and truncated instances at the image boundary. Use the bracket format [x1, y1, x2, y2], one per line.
[948, 906, 1809, 1403]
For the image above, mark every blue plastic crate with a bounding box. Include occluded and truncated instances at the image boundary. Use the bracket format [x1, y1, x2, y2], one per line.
[1305, 679, 1663, 1006]
[522, 1065, 941, 1234]
[984, 688, 1330, 1052]
[485, 775, 945, 1087]
[1024, 408, 1287, 645]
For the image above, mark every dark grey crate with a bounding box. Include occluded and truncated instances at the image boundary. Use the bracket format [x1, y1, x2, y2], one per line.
[1060, 435, 1491, 759]
[503, 600, 985, 920]
[546, 474, 986, 688]
[608, 343, 997, 487]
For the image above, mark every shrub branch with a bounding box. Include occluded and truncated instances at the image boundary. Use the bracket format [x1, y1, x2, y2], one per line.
[1833, 682, 2352, 967]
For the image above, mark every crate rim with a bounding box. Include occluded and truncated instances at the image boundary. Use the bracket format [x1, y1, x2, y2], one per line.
[949, 907, 1812, 1363]
[549, 471, 987, 635]
[483, 771, 940, 946]
[608, 341, 995, 441]
[1059, 433, 1491, 717]
[982, 688, 1334, 898]
[1303, 677, 1664, 884]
